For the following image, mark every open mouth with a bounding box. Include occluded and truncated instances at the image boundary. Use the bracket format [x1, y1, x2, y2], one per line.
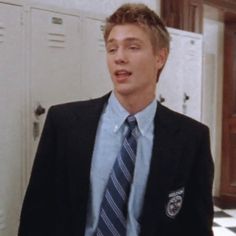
[114, 70, 132, 78]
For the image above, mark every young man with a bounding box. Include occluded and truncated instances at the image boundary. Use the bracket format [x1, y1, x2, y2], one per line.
[18, 3, 214, 236]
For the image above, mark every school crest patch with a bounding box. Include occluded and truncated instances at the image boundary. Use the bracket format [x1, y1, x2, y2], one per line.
[166, 187, 184, 218]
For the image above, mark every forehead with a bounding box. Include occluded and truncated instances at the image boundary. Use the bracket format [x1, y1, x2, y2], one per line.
[106, 24, 151, 44]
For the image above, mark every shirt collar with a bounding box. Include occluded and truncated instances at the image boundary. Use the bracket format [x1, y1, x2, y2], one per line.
[107, 92, 129, 133]
[107, 92, 157, 135]
[135, 98, 157, 136]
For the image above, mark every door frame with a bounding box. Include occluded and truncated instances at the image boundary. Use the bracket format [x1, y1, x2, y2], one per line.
[204, 0, 236, 207]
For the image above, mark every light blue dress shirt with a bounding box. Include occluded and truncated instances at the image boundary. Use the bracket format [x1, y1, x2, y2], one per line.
[85, 92, 157, 236]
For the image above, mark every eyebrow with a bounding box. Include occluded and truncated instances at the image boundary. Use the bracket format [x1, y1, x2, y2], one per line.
[107, 37, 143, 44]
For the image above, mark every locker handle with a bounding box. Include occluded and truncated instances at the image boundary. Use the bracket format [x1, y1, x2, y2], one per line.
[34, 104, 46, 117]
[184, 93, 190, 103]
[159, 94, 165, 103]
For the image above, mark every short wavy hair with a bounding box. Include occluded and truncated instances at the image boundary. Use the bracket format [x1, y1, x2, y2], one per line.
[104, 3, 170, 53]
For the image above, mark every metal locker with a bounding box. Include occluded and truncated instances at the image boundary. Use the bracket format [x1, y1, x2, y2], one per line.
[30, 8, 82, 159]
[80, 15, 112, 99]
[0, 3, 24, 236]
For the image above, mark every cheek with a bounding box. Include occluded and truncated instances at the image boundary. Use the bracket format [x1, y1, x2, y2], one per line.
[131, 56, 147, 71]
[106, 56, 113, 72]
[133, 58, 156, 75]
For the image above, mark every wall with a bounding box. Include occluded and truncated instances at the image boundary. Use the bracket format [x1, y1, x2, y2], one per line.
[202, 5, 224, 196]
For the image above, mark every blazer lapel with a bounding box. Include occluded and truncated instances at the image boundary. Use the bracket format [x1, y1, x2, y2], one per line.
[140, 103, 183, 235]
[66, 93, 110, 232]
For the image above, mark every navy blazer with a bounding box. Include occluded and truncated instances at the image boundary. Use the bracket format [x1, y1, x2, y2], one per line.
[18, 93, 214, 236]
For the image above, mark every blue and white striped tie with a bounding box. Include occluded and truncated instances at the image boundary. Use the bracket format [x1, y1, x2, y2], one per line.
[96, 115, 138, 236]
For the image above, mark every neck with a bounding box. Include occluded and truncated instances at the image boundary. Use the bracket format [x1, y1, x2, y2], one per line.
[114, 91, 156, 114]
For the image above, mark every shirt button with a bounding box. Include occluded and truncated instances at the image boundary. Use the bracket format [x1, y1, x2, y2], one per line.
[114, 125, 118, 132]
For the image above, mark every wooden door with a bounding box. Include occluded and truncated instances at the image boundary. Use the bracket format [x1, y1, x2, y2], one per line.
[221, 21, 236, 200]
[161, 0, 203, 33]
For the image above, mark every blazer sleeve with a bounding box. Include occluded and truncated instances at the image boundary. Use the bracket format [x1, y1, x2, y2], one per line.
[180, 125, 214, 236]
[18, 107, 59, 236]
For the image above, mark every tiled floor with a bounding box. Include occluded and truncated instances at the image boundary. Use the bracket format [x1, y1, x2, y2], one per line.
[213, 206, 236, 236]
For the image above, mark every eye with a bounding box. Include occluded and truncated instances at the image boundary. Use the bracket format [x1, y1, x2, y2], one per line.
[128, 44, 140, 50]
[106, 46, 117, 54]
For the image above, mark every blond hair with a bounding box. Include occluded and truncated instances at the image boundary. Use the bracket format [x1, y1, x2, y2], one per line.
[104, 3, 170, 53]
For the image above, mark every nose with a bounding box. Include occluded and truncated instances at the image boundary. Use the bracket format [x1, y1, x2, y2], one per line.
[114, 48, 128, 64]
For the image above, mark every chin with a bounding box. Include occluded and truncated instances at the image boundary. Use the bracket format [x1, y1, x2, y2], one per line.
[115, 87, 134, 97]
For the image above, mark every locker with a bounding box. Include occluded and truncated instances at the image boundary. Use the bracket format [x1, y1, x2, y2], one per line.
[182, 33, 202, 121]
[157, 28, 203, 121]
[0, 3, 24, 236]
[30, 8, 82, 159]
[80, 15, 112, 99]
[157, 29, 183, 113]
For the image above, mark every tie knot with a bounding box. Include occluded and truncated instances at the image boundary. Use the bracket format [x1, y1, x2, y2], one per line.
[126, 115, 137, 131]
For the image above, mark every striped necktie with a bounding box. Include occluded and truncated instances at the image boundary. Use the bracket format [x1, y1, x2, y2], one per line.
[95, 115, 138, 236]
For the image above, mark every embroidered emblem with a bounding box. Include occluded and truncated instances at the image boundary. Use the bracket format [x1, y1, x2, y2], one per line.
[166, 188, 184, 218]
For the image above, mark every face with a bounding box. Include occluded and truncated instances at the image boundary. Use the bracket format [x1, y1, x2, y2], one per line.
[106, 24, 167, 99]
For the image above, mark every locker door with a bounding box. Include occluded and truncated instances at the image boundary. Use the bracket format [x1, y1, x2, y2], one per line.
[157, 30, 183, 113]
[30, 9, 81, 161]
[0, 3, 24, 236]
[80, 16, 112, 99]
[157, 28, 202, 122]
[182, 33, 202, 121]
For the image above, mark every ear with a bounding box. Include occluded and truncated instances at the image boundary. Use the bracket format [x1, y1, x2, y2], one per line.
[156, 47, 169, 70]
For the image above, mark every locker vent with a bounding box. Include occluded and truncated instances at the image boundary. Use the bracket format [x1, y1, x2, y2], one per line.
[100, 24, 105, 33]
[98, 38, 105, 52]
[98, 23, 105, 52]
[52, 17, 63, 25]
[0, 23, 5, 43]
[48, 32, 66, 48]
